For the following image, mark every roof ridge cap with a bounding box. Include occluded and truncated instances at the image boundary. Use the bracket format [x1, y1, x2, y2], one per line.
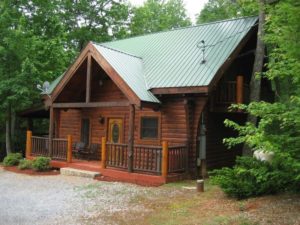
[93, 42, 142, 59]
[97, 16, 258, 45]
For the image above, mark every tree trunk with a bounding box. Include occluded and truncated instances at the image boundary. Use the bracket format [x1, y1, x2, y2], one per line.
[5, 104, 12, 155]
[10, 110, 16, 151]
[242, 0, 266, 156]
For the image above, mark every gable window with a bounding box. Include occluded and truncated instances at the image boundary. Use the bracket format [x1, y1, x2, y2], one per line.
[140, 117, 159, 139]
[81, 119, 90, 146]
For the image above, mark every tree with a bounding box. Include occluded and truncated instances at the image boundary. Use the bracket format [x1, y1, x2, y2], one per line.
[129, 0, 191, 36]
[196, 0, 258, 24]
[0, 0, 71, 154]
[59, 0, 131, 50]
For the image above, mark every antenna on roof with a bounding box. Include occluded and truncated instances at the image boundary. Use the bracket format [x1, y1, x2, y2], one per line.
[197, 40, 206, 64]
[37, 81, 51, 98]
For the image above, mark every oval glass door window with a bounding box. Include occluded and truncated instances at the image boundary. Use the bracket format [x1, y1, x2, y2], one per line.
[112, 124, 120, 143]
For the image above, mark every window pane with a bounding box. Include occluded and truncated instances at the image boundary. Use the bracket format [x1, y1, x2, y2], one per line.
[141, 117, 158, 139]
[81, 119, 90, 145]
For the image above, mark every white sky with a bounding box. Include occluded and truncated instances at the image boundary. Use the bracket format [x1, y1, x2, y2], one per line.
[128, 0, 209, 24]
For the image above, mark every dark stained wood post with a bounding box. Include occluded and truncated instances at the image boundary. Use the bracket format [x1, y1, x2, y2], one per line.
[101, 137, 106, 169]
[184, 99, 193, 174]
[162, 141, 169, 178]
[48, 106, 54, 157]
[67, 135, 72, 163]
[128, 104, 135, 172]
[26, 130, 32, 159]
[86, 53, 92, 103]
[236, 75, 244, 104]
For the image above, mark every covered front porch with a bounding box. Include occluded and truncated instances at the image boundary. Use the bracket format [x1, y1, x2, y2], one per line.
[25, 131, 188, 184]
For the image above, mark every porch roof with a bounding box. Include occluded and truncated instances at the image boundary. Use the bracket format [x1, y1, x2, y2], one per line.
[46, 16, 257, 104]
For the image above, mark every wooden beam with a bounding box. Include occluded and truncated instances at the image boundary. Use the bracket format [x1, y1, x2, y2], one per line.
[101, 137, 106, 169]
[86, 53, 92, 103]
[26, 130, 32, 159]
[51, 42, 94, 102]
[236, 75, 244, 104]
[67, 135, 72, 163]
[48, 106, 54, 157]
[150, 86, 209, 95]
[52, 101, 130, 108]
[184, 99, 194, 173]
[162, 141, 169, 178]
[128, 104, 135, 173]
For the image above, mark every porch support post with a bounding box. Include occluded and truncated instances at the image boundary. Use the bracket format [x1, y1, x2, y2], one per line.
[26, 130, 32, 159]
[101, 137, 106, 169]
[184, 99, 193, 174]
[236, 75, 244, 104]
[128, 104, 135, 173]
[86, 53, 92, 103]
[162, 141, 169, 179]
[48, 106, 54, 157]
[67, 135, 72, 163]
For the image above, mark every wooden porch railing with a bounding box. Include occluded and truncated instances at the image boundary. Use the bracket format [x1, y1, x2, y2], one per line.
[27, 133, 188, 177]
[106, 142, 128, 169]
[133, 145, 162, 173]
[30, 135, 68, 161]
[168, 145, 188, 173]
[52, 138, 68, 161]
[31, 136, 48, 157]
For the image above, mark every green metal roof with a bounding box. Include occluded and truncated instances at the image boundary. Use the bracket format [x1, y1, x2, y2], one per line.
[49, 16, 258, 103]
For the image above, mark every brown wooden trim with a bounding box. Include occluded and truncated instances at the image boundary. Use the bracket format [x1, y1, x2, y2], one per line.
[86, 53, 92, 103]
[52, 101, 130, 108]
[184, 99, 194, 174]
[52, 43, 93, 101]
[208, 25, 258, 92]
[140, 101, 161, 110]
[128, 104, 135, 172]
[90, 45, 142, 106]
[137, 112, 161, 145]
[150, 86, 209, 95]
[48, 106, 54, 157]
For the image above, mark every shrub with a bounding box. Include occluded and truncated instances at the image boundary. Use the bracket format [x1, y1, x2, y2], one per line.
[3, 153, 23, 166]
[210, 156, 300, 199]
[18, 159, 32, 170]
[32, 157, 51, 171]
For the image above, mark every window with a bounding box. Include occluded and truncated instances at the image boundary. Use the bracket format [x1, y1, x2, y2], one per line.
[81, 119, 90, 146]
[140, 117, 159, 139]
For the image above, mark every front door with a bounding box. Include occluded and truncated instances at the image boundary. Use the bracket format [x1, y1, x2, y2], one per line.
[108, 118, 123, 143]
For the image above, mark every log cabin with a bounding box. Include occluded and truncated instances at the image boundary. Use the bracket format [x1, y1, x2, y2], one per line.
[23, 16, 273, 185]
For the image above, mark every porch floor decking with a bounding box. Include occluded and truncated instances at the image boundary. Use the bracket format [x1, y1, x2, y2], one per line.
[47, 159, 185, 186]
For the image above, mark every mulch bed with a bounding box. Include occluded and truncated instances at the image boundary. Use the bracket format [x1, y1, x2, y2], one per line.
[2, 166, 60, 176]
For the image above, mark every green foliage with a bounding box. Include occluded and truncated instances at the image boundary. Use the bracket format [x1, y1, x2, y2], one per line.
[210, 156, 300, 199]
[197, 0, 258, 24]
[32, 157, 51, 171]
[211, 0, 300, 198]
[18, 159, 32, 170]
[130, 0, 191, 36]
[3, 153, 22, 166]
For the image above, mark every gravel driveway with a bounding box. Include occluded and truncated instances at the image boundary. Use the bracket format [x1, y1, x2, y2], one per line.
[0, 167, 170, 225]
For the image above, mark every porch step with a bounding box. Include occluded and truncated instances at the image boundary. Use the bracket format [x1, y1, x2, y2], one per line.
[60, 167, 100, 178]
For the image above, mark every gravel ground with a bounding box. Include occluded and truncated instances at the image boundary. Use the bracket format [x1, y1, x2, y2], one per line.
[0, 168, 170, 225]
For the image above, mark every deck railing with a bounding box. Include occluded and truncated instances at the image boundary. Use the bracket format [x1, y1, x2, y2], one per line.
[133, 145, 162, 173]
[27, 132, 188, 176]
[168, 145, 187, 173]
[52, 138, 68, 161]
[31, 136, 49, 157]
[215, 81, 250, 105]
[106, 142, 128, 169]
